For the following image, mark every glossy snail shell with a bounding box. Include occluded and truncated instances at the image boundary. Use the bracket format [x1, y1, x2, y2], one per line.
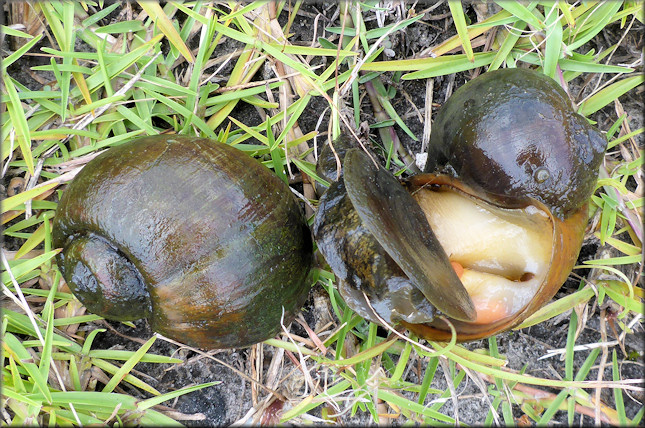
[425, 68, 606, 219]
[314, 68, 606, 341]
[53, 135, 313, 349]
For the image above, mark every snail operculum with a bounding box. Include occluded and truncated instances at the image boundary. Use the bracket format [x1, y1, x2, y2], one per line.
[313, 173, 431, 325]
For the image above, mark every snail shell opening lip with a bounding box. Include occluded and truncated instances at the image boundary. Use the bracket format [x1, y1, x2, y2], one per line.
[407, 174, 555, 327]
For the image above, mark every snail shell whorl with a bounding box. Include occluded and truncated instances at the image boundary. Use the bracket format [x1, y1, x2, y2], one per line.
[427, 68, 607, 219]
[54, 136, 313, 349]
[57, 234, 151, 321]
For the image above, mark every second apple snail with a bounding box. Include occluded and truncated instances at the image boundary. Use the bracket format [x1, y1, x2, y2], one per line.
[314, 68, 606, 341]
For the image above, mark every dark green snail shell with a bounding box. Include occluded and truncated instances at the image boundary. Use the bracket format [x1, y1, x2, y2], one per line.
[426, 67, 607, 219]
[53, 135, 313, 349]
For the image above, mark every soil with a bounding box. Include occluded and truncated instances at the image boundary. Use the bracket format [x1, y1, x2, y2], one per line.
[3, 1, 643, 426]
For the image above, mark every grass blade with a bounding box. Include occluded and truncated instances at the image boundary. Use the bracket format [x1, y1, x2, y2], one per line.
[325, 339, 397, 366]
[558, 0, 576, 29]
[517, 285, 595, 329]
[137, 1, 194, 63]
[138, 382, 220, 410]
[448, 0, 474, 62]
[2, 182, 58, 214]
[378, 389, 455, 423]
[2, 34, 43, 69]
[494, 0, 544, 29]
[489, 21, 528, 71]
[101, 336, 158, 393]
[543, 3, 563, 78]
[13, 221, 46, 260]
[612, 350, 627, 426]
[2, 250, 61, 286]
[3, 72, 34, 174]
[578, 75, 645, 116]
[403, 52, 496, 79]
[566, 2, 623, 52]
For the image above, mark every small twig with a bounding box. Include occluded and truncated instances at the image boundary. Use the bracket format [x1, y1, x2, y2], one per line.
[98, 320, 148, 345]
[422, 78, 434, 154]
[476, 372, 617, 424]
[279, 308, 315, 397]
[296, 314, 328, 354]
[459, 364, 500, 425]
[45, 150, 107, 173]
[289, 186, 316, 214]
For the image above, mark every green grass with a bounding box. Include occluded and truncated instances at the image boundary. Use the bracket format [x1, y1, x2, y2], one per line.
[2, 1, 643, 425]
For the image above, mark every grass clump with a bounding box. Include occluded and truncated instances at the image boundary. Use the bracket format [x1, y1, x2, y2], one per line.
[2, 1, 643, 425]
